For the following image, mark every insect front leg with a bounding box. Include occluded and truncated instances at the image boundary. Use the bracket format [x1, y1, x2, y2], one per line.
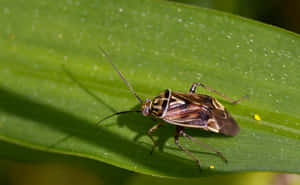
[174, 126, 202, 170]
[189, 82, 247, 104]
[147, 122, 164, 154]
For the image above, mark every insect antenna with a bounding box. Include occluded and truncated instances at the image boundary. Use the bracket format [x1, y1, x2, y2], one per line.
[98, 45, 143, 104]
[95, 110, 141, 126]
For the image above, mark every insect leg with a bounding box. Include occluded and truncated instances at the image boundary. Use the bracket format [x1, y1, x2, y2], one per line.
[189, 82, 247, 104]
[175, 126, 202, 170]
[147, 122, 164, 154]
[179, 129, 228, 163]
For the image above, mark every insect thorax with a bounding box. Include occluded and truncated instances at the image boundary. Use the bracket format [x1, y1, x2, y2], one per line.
[144, 89, 171, 118]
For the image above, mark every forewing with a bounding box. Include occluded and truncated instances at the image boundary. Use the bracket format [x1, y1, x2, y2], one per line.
[210, 108, 240, 136]
[162, 92, 240, 136]
[162, 92, 216, 131]
[170, 92, 213, 106]
[208, 97, 240, 136]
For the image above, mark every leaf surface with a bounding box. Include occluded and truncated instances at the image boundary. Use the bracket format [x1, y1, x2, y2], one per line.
[0, 0, 300, 177]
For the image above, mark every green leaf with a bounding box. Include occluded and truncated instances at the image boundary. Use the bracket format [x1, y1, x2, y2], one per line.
[0, 0, 300, 177]
[0, 140, 134, 185]
[0, 140, 276, 185]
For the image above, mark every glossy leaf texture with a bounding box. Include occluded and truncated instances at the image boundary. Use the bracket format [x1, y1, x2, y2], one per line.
[0, 0, 300, 177]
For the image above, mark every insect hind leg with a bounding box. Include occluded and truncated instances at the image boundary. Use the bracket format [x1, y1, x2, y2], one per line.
[179, 128, 228, 163]
[189, 82, 247, 104]
[175, 126, 202, 170]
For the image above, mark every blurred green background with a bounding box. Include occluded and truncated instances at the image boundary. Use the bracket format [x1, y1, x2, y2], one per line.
[1, 0, 300, 185]
[169, 0, 300, 34]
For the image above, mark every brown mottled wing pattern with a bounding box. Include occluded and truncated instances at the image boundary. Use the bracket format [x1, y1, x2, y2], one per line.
[209, 107, 240, 136]
[162, 92, 240, 136]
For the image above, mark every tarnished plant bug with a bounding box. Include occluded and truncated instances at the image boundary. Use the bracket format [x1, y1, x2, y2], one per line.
[98, 46, 247, 170]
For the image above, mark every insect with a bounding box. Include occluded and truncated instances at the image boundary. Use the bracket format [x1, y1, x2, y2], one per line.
[98, 46, 247, 169]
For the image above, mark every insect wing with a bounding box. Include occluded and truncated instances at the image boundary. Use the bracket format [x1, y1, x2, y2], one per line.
[210, 108, 239, 136]
[162, 92, 239, 136]
[162, 92, 214, 129]
[208, 95, 240, 136]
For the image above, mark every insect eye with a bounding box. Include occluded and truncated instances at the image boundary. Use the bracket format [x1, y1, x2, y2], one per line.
[142, 98, 152, 116]
[142, 106, 150, 116]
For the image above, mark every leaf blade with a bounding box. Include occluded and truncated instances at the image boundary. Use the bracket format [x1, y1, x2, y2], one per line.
[0, 0, 300, 177]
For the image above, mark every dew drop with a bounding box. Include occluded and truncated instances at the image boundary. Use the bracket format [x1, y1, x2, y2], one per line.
[3, 8, 10, 14]
[80, 17, 85, 22]
[93, 65, 98, 70]
[58, 33, 63, 39]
